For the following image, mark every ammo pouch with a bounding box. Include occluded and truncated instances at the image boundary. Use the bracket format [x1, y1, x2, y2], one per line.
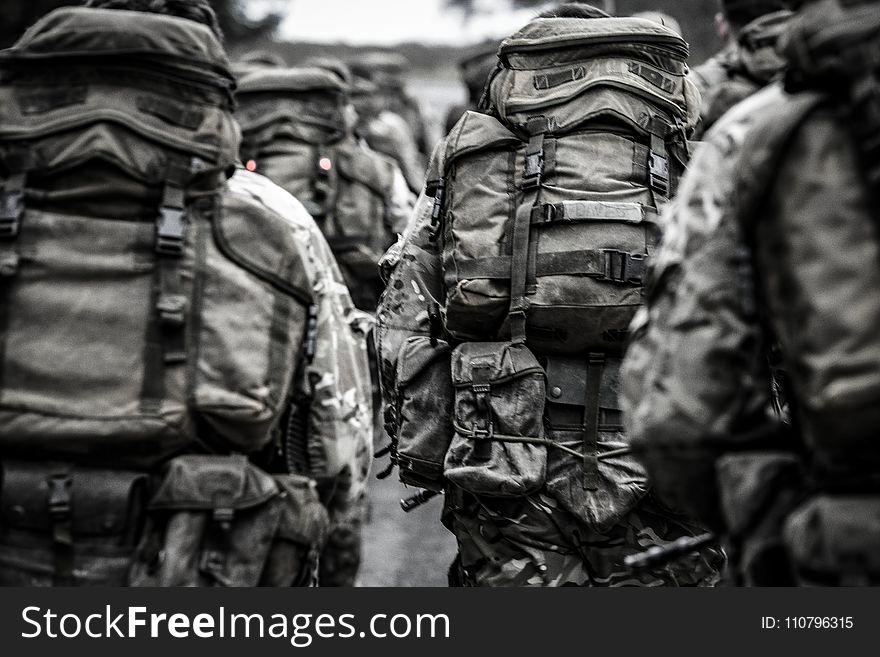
[444, 341, 547, 497]
[784, 495, 880, 586]
[129, 455, 329, 587]
[0, 460, 149, 586]
[393, 336, 455, 492]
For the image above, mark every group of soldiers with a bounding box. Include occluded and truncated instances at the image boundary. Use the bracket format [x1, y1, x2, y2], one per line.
[0, 0, 876, 587]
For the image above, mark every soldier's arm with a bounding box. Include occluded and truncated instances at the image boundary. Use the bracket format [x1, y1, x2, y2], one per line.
[621, 94, 777, 525]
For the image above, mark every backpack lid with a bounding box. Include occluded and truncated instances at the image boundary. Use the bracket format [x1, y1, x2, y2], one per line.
[237, 67, 349, 97]
[499, 17, 690, 69]
[0, 7, 235, 96]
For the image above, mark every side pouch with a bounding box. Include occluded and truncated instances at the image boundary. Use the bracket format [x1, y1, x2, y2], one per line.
[445, 342, 547, 497]
[129, 455, 328, 587]
[0, 461, 149, 586]
[784, 495, 880, 586]
[394, 337, 455, 492]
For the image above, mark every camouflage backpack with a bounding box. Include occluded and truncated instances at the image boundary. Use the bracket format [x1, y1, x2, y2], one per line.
[236, 67, 397, 310]
[388, 18, 699, 518]
[698, 10, 793, 134]
[0, 8, 327, 585]
[733, 0, 880, 584]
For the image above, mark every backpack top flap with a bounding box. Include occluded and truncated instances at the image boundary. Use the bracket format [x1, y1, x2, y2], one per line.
[0, 7, 239, 180]
[492, 17, 699, 134]
[236, 67, 348, 144]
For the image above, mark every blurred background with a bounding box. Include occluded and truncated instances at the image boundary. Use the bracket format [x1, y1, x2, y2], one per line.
[1, 0, 726, 586]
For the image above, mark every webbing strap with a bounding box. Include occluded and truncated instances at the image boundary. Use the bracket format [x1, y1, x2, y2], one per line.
[582, 353, 605, 491]
[530, 200, 652, 226]
[648, 117, 671, 207]
[510, 117, 549, 341]
[0, 170, 28, 402]
[142, 165, 190, 412]
[48, 472, 74, 586]
[455, 249, 648, 284]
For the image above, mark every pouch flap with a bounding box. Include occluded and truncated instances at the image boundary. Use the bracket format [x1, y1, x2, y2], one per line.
[149, 456, 278, 512]
[544, 355, 622, 409]
[451, 341, 544, 387]
[0, 461, 148, 537]
[397, 337, 452, 388]
[785, 495, 880, 575]
[217, 173, 314, 306]
[444, 111, 521, 170]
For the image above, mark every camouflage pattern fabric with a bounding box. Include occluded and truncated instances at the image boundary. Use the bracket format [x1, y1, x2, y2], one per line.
[621, 84, 787, 524]
[690, 12, 792, 137]
[443, 488, 724, 587]
[231, 170, 374, 585]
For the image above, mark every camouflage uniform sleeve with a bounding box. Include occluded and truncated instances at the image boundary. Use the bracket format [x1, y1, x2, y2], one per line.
[621, 87, 785, 523]
[228, 169, 373, 494]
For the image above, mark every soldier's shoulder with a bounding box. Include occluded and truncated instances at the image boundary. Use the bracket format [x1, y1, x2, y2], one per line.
[225, 167, 315, 234]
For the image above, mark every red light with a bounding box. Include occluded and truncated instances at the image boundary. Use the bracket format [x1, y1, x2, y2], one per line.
[319, 157, 333, 172]
[245, 159, 257, 172]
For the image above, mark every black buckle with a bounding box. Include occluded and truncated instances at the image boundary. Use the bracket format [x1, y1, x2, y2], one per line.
[48, 474, 72, 521]
[649, 151, 669, 196]
[470, 421, 495, 440]
[531, 203, 558, 224]
[0, 188, 24, 239]
[602, 250, 646, 284]
[523, 150, 544, 189]
[157, 294, 187, 326]
[156, 205, 186, 256]
[431, 178, 446, 225]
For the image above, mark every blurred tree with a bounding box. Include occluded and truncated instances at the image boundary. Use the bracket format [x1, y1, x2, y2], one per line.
[0, 0, 283, 48]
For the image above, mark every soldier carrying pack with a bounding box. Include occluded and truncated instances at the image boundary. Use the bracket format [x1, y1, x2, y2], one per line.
[0, 7, 328, 586]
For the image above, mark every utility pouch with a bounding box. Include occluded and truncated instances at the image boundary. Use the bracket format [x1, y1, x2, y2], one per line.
[0, 460, 149, 586]
[444, 341, 547, 497]
[129, 455, 328, 587]
[393, 336, 454, 492]
[784, 495, 880, 586]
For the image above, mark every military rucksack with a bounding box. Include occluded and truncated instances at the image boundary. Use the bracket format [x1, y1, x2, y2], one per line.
[0, 8, 327, 585]
[236, 67, 396, 310]
[431, 17, 699, 355]
[700, 10, 793, 133]
[387, 17, 699, 515]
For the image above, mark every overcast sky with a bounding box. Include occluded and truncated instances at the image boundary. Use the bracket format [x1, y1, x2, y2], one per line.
[278, 0, 552, 45]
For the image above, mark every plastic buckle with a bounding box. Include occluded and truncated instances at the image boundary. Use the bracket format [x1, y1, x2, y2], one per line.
[48, 474, 72, 520]
[156, 206, 186, 256]
[602, 250, 627, 283]
[532, 204, 557, 224]
[471, 421, 495, 440]
[0, 189, 24, 238]
[431, 178, 446, 224]
[626, 253, 647, 284]
[649, 151, 669, 196]
[157, 294, 186, 327]
[523, 150, 544, 189]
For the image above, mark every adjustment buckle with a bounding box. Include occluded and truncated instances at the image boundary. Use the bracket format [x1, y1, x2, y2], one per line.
[48, 474, 72, 521]
[470, 421, 495, 440]
[523, 151, 544, 189]
[431, 178, 446, 225]
[0, 188, 24, 239]
[157, 294, 187, 327]
[649, 151, 669, 196]
[601, 250, 646, 284]
[156, 206, 186, 256]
